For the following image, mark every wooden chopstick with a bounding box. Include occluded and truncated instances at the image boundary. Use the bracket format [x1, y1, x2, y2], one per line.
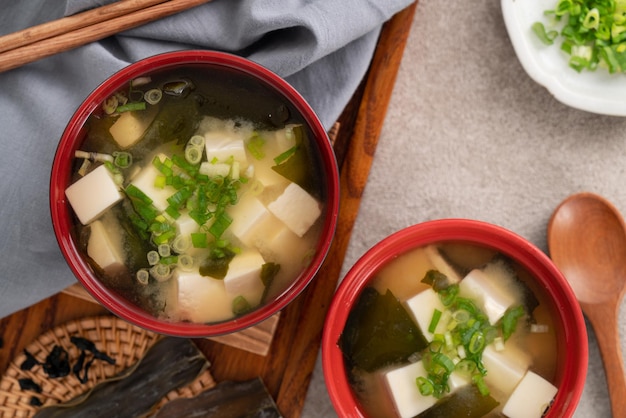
[0, 0, 212, 74]
[0, 0, 170, 55]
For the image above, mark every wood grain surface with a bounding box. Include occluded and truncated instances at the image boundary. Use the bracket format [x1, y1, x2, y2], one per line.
[0, 2, 418, 416]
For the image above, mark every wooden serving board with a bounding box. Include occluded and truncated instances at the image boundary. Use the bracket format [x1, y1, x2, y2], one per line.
[0, 3, 418, 417]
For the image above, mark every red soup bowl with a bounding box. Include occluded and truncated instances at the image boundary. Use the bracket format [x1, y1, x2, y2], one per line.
[322, 219, 587, 418]
[51, 50, 339, 337]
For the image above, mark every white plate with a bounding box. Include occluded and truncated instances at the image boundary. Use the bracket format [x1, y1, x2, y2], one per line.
[502, 0, 626, 116]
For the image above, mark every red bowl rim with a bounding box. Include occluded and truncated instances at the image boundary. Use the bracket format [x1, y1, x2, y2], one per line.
[321, 219, 587, 418]
[50, 50, 340, 337]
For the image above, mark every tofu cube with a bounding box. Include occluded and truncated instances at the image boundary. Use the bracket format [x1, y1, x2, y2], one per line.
[405, 288, 446, 341]
[173, 212, 199, 237]
[108, 107, 156, 149]
[253, 160, 290, 188]
[129, 153, 172, 211]
[228, 195, 272, 246]
[175, 269, 233, 323]
[264, 224, 310, 265]
[384, 361, 468, 418]
[425, 245, 462, 284]
[502, 371, 558, 418]
[482, 345, 529, 397]
[223, 251, 266, 307]
[204, 131, 248, 166]
[459, 269, 518, 324]
[267, 183, 321, 237]
[87, 218, 125, 276]
[65, 164, 122, 225]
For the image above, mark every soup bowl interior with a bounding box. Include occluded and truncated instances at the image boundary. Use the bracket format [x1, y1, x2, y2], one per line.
[322, 219, 587, 418]
[50, 50, 339, 337]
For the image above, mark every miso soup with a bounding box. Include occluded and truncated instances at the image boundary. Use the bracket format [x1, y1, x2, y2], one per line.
[338, 242, 559, 418]
[64, 65, 329, 324]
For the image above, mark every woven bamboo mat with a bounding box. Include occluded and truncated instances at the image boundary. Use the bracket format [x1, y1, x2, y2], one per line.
[0, 316, 215, 417]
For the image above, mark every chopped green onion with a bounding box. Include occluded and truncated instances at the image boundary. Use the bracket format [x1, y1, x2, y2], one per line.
[531, 22, 558, 45]
[438, 283, 459, 306]
[150, 263, 171, 282]
[455, 358, 477, 376]
[428, 309, 442, 333]
[172, 235, 191, 254]
[189, 135, 205, 148]
[208, 212, 232, 239]
[246, 133, 266, 160]
[115, 101, 146, 113]
[472, 373, 490, 396]
[165, 205, 181, 219]
[147, 250, 160, 265]
[158, 244, 171, 257]
[178, 254, 194, 271]
[131, 76, 152, 87]
[185, 145, 203, 164]
[583, 8, 600, 30]
[154, 175, 166, 189]
[534, 0, 626, 73]
[191, 232, 208, 248]
[75, 150, 114, 163]
[136, 269, 149, 285]
[468, 331, 485, 354]
[112, 151, 132, 168]
[102, 95, 119, 114]
[159, 255, 178, 265]
[273, 145, 296, 165]
[416, 376, 435, 396]
[500, 305, 525, 341]
[152, 156, 173, 177]
[144, 88, 162, 105]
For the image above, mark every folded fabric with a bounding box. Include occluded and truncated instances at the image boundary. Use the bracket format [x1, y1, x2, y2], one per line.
[0, 0, 413, 318]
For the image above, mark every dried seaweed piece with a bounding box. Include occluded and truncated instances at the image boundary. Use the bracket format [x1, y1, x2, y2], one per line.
[18, 378, 42, 393]
[30, 396, 43, 407]
[42, 345, 70, 378]
[20, 349, 41, 371]
[70, 336, 116, 365]
[34, 337, 209, 418]
[154, 377, 282, 418]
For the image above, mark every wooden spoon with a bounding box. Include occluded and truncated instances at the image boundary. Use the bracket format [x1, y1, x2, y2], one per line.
[547, 192, 626, 417]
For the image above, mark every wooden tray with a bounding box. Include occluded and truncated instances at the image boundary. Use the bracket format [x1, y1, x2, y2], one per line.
[0, 3, 418, 417]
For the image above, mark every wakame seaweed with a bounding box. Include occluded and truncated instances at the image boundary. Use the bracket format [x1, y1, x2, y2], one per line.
[34, 338, 208, 418]
[417, 385, 499, 418]
[271, 125, 320, 197]
[339, 287, 428, 373]
[153, 377, 282, 418]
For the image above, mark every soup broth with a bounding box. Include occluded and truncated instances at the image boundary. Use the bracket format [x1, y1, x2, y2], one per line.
[65, 65, 328, 323]
[339, 242, 559, 418]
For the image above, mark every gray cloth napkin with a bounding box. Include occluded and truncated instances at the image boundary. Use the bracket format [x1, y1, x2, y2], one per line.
[0, 0, 413, 318]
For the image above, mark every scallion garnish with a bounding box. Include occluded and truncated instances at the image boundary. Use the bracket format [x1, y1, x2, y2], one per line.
[273, 145, 297, 165]
[115, 101, 146, 113]
[416, 270, 528, 400]
[534, 0, 626, 73]
[246, 133, 266, 160]
[428, 309, 442, 333]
